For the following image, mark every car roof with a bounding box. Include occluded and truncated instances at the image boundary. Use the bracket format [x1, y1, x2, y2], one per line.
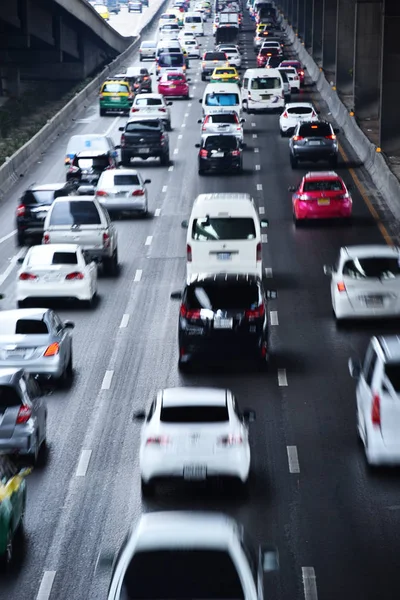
[187, 273, 261, 285]
[0, 308, 48, 322]
[285, 102, 314, 109]
[75, 150, 109, 157]
[101, 168, 140, 176]
[342, 245, 400, 259]
[377, 336, 400, 363]
[194, 192, 253, 204]
[28, 243, 80, 254]
[304, 171, 341, 180]
[0, 368, 24, 386]
[29, 183, 66, 191]
[161, 387, 228, 407]
[126, 116, 163, 124]
[102, 79, 129, 85]
[134, 92, 164, 99]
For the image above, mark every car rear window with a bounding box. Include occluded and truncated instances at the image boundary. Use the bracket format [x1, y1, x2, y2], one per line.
[343, 257, 400, 279]
[204, 136, 238, 150]
[287, 106, 313, 115]
[299, 123, 332, 136]
[215, 68, 236, 75]
[204, 52, 226, 60]
[280, 68, 296, 75]
[102, 83, 129, 93]
[303, 179, 343, 192]
[28, 248, 78, 266]
[267, 57, 282, 67]
[167, 74, 184, 81]
[187, 282, 259, 310]
[162, 23, 179, 29]
[159, 53, 184, 67]
[49, 201, 101, 226]
[22, 190, 55, 205]
[135, 97, 163, 106]
[160, 405, 229, 422]
[209, 114, 238, 124]
[66, 136, 108, 156]
[185, 15, 202, 22]
[260, 47, 279, 55]
[205, 93, 239, 106]
[126, 120, 161, 131]
[385, 364, 400, 393]
[122, 549, 244, 599]
[251, 77, 280, 90]
[192, 217, 256, 240]
[0, 386, 21, 409]
[113, 174, 140, 186]
[15, 319, 49, 334]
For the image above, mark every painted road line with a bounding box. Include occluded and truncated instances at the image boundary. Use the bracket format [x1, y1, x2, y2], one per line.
[255, 165, 260, 170]
[265, 267, 273, 278]
[101, 370, 114, 390]
[252, 133, 257, 139]
[270, 310, 279, 326]
[178, 134, 183, 139]
[36, 571, 56, 600]
[188, 102, 192, 107]
[76, 449, 92, 477]
[259, 206, 265, 214]
[254, 147, 259, 153]
[104, 116, 120, 136]
[261, 233, 268, 243]
[0, 230, 16, 245]
[278, 369, 288, 386]
[251, 122, 256, 127]
[185, 113, 189, 117]
[145, 236, 153, 246]
[181, 123, 186, 128]
[302, 567, 318, 600]
[287, 445, 300, 473]
[134, 269, 142, 282]
[257, 183, 263, 191]
[0, 248, 25, 287]
[168, 165, 174, 172]
[119, 313, 130, 328]
[174, 148, 179, 155]
[155, 208, 161, 217]
[162, 185, 167, 193]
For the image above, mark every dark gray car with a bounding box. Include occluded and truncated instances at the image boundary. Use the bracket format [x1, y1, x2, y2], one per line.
[289, 120, 339, 168]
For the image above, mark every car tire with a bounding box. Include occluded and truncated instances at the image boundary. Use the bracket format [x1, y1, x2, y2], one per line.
[28, 433, 40, 466]
[160, 152, 170, 166]
[201, 73, 206, 81]
[198, 168, 205, 175]
[292, 211, 299, 226]
[166, 121, 172, 131]
[178, 357, 191, 372]
[103, 249, 118, 277]
[100, 108, 106, 117]
[17, 300, 27, 308]
[59, 352, 73, 388]
[141, 478, 155, 497]
[16, 232, 25, 247]
[280, 129, 285, 137]
[290, 155, 298, 168]
[0, 530, 13, 571]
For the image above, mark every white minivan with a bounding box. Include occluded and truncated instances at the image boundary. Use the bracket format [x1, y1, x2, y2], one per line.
[201, 83, 242, 117]
[183, 12, 204, 36]
[182, 193, 268, 280]
[241, 68, 285, 112]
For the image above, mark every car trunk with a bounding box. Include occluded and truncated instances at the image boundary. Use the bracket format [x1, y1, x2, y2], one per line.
[124, 129, 162, 151]
[0, 334, 52, 364]
[153, 423, 231, 455]
[343, 277, 400, 311]
[46, 225, 104, 250]
[20, 264, 81, 284]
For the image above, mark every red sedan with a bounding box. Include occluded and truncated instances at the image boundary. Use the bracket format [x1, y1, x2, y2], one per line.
[279, 60, 305, 86]
[158, 71, 190, 98]
[257, 47, 280, 67]
[291, 171, 352, 225]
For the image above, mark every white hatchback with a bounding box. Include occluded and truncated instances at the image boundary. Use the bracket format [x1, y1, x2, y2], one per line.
[217, 44, 242, 67]
[279, 101, 318, 136]
[278, 66, 300, 91]
[183, 39, 201, 57]
[129, 93, 172, 130]
[134, 387, 255, 495]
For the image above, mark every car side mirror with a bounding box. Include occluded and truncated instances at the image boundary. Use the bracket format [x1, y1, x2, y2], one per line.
[348, 357, 361, 379]
[197, 119, 202, 123]
[288, 185, 297, 192]
[242, 408, 256, 423]
[118, 126, 125, 131]
[132, 410, 146, 421]
[266, 290, 277, 299]
[171, 290, 183, 300]
[167, 101, 173, 106]
[323, 265, 333, 276]
[17, 257, 24, 264]
[195, 143, 201, 148]
[64, 320, 75, 330]
[181, 220, 188, 228]
[260, 219, 268, 228]
[144, 179, 151, 184]
[187, 78, 191, 81]
[259, 544, 279, 573]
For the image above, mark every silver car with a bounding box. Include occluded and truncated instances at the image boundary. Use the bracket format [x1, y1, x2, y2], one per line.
[139, 40, 157, 60]
[0, 309, 74, 386]
[0, 368, 47, 464]
[95, 169, 150, 215]
[198, 111, 245, 143]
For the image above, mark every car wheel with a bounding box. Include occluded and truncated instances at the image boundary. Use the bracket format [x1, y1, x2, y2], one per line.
[100, 108, 106, 117]
[166, 121, 172, 131]
[141, 478, 155, 497]
[290, 155, 298, 168]
[160, 152, 170, 166]
[280, 129, 285, 137]
[178, 357, 191, 372]
[121, 153, 131, 167]
[242, 101, 247, 112]
[139, 56, 143, 61]
[329, 156, 338, 168]
[198, 168, 205, 175]
[28, 433, 40, 466]
[201, 73, 206, 81]
[0, 530, 13, 571]
[17, 300, 26, 308]
[104, 249, 119, 276]
[59, 353, 73, 388]
[16, 232, 25, 247]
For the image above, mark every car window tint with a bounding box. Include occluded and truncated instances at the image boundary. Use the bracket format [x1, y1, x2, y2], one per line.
[102, 83, 129, 93]
[251, 77, 280, 90]
[50, 201, 101, 226]
[114, 174, 140, 186]
[303, 180, 343, 192]
[299, 123, 332, 137]
[52, 252, 78, 265]
[204, 52, 226, 60]
[15, 319, 49, 335]
[204, 136, 237, 150]
[268, 57, 282, 67]
[384, 364, 400, 393]
[22, 190, 55, 205]
[192, 217, 256, 240]
[187, 282, 259, 310]
[260, 47, 279, 55]
[126, 120, 161, 131]
[342, 257, 400, 279]
[0, 386, 22, 409]
[135, 98, 163, 106]
[158, 54, 184, 67]
[205, 93, 239, 106]
[122, 549, 244, 599]
[287, 106, 312, 115]
[160, 405, 229, 422]
[209, 114, 237, 123]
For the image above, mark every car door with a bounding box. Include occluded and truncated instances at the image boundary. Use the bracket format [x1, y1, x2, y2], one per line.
[80, 249, 97, 294]
[357, 345, 377, 435]
[48, 311, 69, 372]
[26, 374, 45, 442]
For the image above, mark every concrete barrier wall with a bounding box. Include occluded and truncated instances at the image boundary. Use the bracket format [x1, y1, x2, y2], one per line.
[282, 17, 400, 221]
[0, 0, 170, 201]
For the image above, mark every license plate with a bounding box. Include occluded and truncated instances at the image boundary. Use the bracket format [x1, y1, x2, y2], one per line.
[365, 297, 383, 307]
[318, 198, 330, 205]
[261, 95, 271, 100]
[170, 85, 177, 89]
[6, 350, 25, 357]
[214, 318, 233, 329]
[184, 465, 207, 480]
[111, 96, 121, 102]
[213, 151, 224, 157]
[217, 252, 231, 260]
[308, 140, 321, 146]
[138, 148, 150, 153]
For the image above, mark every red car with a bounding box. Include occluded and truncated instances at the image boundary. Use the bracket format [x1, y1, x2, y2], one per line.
[280, 60, 305, 86]
[158, 71, 190, 98]
[291, 171, 352, 225]
[257, 47, 280, 67]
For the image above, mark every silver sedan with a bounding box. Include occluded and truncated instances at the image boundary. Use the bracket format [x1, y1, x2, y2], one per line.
[0, 309, 74, 386]
[95, 169, 151, 216]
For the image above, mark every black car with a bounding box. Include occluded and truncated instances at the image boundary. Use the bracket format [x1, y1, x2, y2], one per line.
[66, 150, 118, 186]
[172, 274, 272, 370]
[16, 182, 78, 247]
[196, 134, 243, 175]
[118, 118, 170, 166]
[289, 120, 339, 168]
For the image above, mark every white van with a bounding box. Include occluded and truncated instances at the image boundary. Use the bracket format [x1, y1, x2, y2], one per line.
[202, 83, 242, 117]
[241, 68, 285, 112]
[182, 193, 268, 279]
[184, 12, 204, 36]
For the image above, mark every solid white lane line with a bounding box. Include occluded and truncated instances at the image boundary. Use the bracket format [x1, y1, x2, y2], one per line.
[155, 208, 161, 217]
[119, 313, 130, 328]
[168, 165, 174, 172]
[134, 269, 142, 282]
[36, 571, 56, 600]
[257, 183, 263, 191]
[252, 133, 257, 139]
[0, 230, 16, 245]
[287, 446, 300, 473]
[145, 236, 153, 246]
[76, 449, 92, 477]
[302, 567, 318, 600]
[162, 185, 167, 192]
[101, 370, 114, 390]
[265, 267, 273, 278]
[261, 234, 268, 243]
[255, 165, 260, 171]
[278, 369, 288, 386]
[0, 248, 25, 287]
[259, 206, 265, 214]
[173, 148, 179, 154]
[254, 147, 259, 153]
[104, 116, 120, 136]
[178, 134, 183, 139]
[270, 310, 279, 326]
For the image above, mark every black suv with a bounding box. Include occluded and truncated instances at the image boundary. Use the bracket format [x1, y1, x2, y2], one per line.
[289, 120, 339, 168]
[114, 67, 152, 94]
[171, 273, 273, 370]
[66, 150, 118, 186]
[16, 182, 78, 247]
[196, 134, 243, 175]
[118, 118, 170, 166]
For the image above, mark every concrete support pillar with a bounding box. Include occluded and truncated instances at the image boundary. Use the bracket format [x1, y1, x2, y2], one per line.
[379, 0, 400, 154]
[292, 0, 299, 30]
[17, 0, 28, 35]
[311, 0, 323, 61]
[335, 0, 355, 95]
[322, 0, 338, 72]
[353, 0, 383, 120]
[52, 14, 63, 62]
[298, 0, 306, 38]
[287, 0, 294, 23]
[304, 0, 313, 48]
[0, 67, 21, 97]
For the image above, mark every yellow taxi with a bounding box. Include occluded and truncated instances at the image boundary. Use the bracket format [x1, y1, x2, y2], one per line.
[210, 66, 240, 84]
[93, 3, 110, 20]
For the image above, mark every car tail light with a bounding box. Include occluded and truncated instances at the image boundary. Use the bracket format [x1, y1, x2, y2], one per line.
[180, 304, 201, 319]
[16, 405, 32, 424]
[231, 150, 240, 156]
[337, 194, 350, 201]
[146, 436, 171, 445]
[282, 111, 288, 119]
[44, 342, 60, 357]
[292, 135, 304, 141]
[103, 232, 110, 248]
[17, 204, 26, 217]
[371, 394, 381, 426]
[300, 70, 305, 76]
[131, 108, 139, 113]
[158, 107, 166, 112]
[120, 133, 126, 147]
[337, 281, 346, 292]
[218, 434, 243, 446]
[43, 233, 50, 244]
[186, 243, 192, 261]
[65, 272, 84, 280]
[132, 189, 145, 196]
[256, 242, 262, 261]
[325, 134, 336, 140]
[96, 190, 109, 197]
[294, 76, 299, 80]
[143, 76, 149, 80]
[199, 149, 208, 158]
[19, 272, 37, 280]
[245, 303, 265, 319]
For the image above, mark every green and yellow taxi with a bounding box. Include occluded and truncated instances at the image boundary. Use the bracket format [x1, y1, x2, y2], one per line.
[99, 78, 134, 116]
[169, 8, 184, 26]
[0, 457, 31, 568]
[93, 3, 110, 20]
[210, 66, 240, 84]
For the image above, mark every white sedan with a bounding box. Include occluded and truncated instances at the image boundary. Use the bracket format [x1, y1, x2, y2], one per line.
[129, 93, 173, 130]
[183, 39, 202, 58]
[17, 244, 97, 308]
[279, 101, 318, 136]
[134, 387, 255, 495]
[324, 245, 400, 320]
[216, 45, 242, 68]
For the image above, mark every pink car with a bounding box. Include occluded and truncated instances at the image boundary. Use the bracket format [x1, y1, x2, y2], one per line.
[291, 172, 352, 224]
[158, 71, 190, 98]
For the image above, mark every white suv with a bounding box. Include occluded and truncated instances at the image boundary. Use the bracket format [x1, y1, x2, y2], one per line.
[349, 336, 400, 466]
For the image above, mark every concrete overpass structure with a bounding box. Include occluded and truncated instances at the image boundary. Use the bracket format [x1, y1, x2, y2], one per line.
[0, 0, 134, 96]
[276, 0, 400, 156]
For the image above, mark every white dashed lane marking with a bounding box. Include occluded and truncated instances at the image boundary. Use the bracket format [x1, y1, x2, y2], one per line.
[261, 234, 268, 243]
[119, 314, 130, 328]
[162, 185, 167, 192]
[76, 449, 92, 477]
[278, 369, 288, 387]
[134, 269, 142, 282]
[265, 267, 273, 278]
[168, 165, 174, 172]
[287, 446, 300, 473]
[255, 165, 260, 170]
[155, 208, 161, 217]
[302, 567, 318, 600]
[270, 310, 279, 326]
[258, 206, 265, 214]
[36, 571, 56, 600]
[101, 370, 114, 390]
[145, 236, 153, 246]
[257, 184, 262, 191]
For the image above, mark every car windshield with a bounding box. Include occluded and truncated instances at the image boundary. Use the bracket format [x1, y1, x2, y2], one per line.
[121, 549, 244, 599]
[385, 364, 400, 393]
[113, 174, 140, 186]
[215, 69, 236, 75]
[187, 282, 259, 310]
[126, 120, 161, 131]
[28, 248, 78, 266]
[251, 77, 280, 90]
[342, 257, 400, 279]
[205, 93, 239, 106]
[159, 54, 184, 67]
[102, 83, 129, 93]
[299, 123, 332, 137]
[192, 217, 255, 240]
[66, 136, 108, 156]
[160, 405, 229, 422]
[303, 180, 344, 192]
[135, 97, 163, 106]
[287, 106, 313, 115]
[0, 386, 21, 409]
[49, 201, 101, 226]
[280, 68, 296, 75]
[209, 114, 238, 124]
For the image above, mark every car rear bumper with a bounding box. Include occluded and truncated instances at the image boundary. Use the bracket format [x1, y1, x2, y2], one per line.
[122, 146, 167, 158]
[0, 433, 35, 456]
[17, 280, 92, 301]
[199, 157, 241, 171]
[334, 295, 400, 320]
[100, 198, 147, 212]
[248, 97, 285, 110]
[100, 100, 132, 111]
[179, 333, 267, 361]
[364, 434, 400, 465]
[0, 355, 64, 377]
[295, 200, 352, 220]
[158, 87, 189, 97]
[291, 146, 338, 160]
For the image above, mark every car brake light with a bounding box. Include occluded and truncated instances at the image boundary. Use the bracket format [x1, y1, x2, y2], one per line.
[231, 150, 240, 156]
[132, 189, 145, 196]
[180, 304, 201, 319]
[337, 281, 346, 292]
[65, 272, 84, 280]
[146, 436, 171, 445]
[131, 108, 139, 113]
[186, 243, 192, 261]
[199, 149, 208, 158]
[218, 434, 243, 446]
[300, 70, 304, 75]
[96, 190, 109, 197]
[19, 272, 37, 280]
[282, 111, 288, 119]
[103, 232, 110, 248]
[43, 233, 50, 244]
[17, 204, 26, 217]
[44, 342, 60, 357]
[16, 405, 32, 424]
[292, 135, 304, 141]
[371, 394, 381, 426]
[158, 107, 167, 112]
[256, 242, 262, 261]
[325, 134, 336, 140]
[245, 303, 265, 319]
